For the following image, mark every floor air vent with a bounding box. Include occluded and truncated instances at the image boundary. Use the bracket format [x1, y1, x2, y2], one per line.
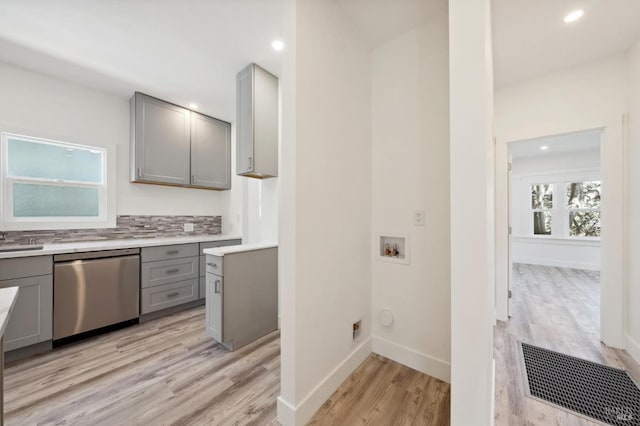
[521, 342, 640, 425]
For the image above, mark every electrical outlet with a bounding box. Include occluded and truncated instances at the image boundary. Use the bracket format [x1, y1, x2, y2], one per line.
[413, 209, 425, 226]
[184, 223, 194, 232]
[352, 320, 362, 342]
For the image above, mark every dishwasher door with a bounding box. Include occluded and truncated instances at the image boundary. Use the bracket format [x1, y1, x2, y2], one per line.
[54, 255, 140, 340]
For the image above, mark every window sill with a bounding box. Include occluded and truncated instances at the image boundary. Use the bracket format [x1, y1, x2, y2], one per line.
[512, 235, 600, 247]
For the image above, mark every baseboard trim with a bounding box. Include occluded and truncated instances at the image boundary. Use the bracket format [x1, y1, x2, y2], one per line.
[276, 337, 372, 425]
[626, 335, 640, 365]
[512, 257, 600, 271]
[372, 335, 450, 383]
[276, 396, 296, 426]
[490, 358, 496, 426]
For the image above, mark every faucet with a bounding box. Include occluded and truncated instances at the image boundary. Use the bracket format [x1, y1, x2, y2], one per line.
[0, 231, 6, 241]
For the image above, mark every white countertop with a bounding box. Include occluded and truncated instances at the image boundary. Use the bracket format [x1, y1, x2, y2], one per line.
[0, 287, 19, 337]
[203, 242, 278, 257]
[0, 234, 242, 259]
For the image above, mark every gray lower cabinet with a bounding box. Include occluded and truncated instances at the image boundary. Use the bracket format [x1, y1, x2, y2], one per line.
[140, 244, 199, 314]
[205, 247, 277, 351]
[205, 273, 223, 342]
[0, 256, 53, 352]
[131, 93, 191, 186]
[191, 113, 231, 190]
[198, 240, 241, 299]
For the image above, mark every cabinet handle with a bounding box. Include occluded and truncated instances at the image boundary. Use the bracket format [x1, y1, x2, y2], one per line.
[207, 262, 218, 268]
[215, 279, 221, 294]
[248, 157, 253, 170]
[166, 292, 180, 298]
[166, 268, 179, 274]
[166, 250, 179, 255]
[191, 175, 195, 184]
[137, 168, 142, 178]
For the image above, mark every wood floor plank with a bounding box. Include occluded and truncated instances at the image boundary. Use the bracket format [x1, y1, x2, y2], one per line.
[308, 354, 450, 425]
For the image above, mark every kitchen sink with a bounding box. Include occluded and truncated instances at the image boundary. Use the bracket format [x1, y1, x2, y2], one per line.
[0, 245, 44, 253]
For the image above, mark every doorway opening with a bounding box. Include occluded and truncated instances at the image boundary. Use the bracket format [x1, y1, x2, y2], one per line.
[494, 128, 640, 423]
[507, 129, 602, 338]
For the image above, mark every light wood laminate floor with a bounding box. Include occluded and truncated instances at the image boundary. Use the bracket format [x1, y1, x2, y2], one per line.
[494, 263, 640, 426]
[309, 354, 450, 425]
[5, 307, 281, 426]
[6, 306, 450, 426]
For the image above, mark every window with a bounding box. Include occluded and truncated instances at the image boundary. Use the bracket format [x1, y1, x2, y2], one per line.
[1, 133, 107, 225]
[567, 181, 601, 237]
[531, 183, 552, 235]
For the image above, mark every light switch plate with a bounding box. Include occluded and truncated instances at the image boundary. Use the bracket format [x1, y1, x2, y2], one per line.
[413, 209, 425, 226]
[184, 223, 194, 232]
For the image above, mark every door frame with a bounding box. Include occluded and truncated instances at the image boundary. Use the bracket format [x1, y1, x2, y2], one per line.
[495, 120, 626, 348]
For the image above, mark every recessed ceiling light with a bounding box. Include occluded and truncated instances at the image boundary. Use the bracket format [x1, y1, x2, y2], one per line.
[564, 9, 584, 23]
[271, 40, 284, 51]
[540, 145, 549, 151]
[189, 103, 198, 109]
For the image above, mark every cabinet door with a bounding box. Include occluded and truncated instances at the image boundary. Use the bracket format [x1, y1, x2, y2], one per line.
[133, 93, 191, 186]
[236, 65, 254, 175]
[205, 273, 223, 342]
[0, 275, 52, 351]
[253, 65, 279, 177]
[191, 112, 231, 189]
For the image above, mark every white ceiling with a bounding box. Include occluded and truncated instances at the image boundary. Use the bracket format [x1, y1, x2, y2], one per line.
[493, 0, 640, 87]
[2, 0, 639, 118]
[510, 129, 602, 159]
[0, 0, 286, 122]
[337, 0, 447, 48]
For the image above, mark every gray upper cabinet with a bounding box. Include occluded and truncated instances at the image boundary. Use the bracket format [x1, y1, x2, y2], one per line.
[191, 112, 231, 189]
[131, 93, 191, 186]
[130, 92, 231, 190]
[236, 64, 278, 179]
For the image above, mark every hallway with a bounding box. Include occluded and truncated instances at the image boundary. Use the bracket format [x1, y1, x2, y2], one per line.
[494, 263, 640, 425]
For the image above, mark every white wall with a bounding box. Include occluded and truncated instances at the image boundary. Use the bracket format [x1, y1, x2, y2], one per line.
[449, 0, 495, 424]
[370, 15, 451, 382]
[277, 0, 372, 423]
[627, 38, 640, 362]
[494, 56, 628, 344]
[0, 61, 246, 234]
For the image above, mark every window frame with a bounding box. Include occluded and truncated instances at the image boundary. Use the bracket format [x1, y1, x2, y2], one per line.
[530, 183, 553, 236]
[514, 168, 601, 241]
[1, 132, 109, 229]
[565, 180, 601, 238]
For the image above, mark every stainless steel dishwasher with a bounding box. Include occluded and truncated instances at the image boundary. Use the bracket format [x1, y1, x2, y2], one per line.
[53, 248, 140, 343]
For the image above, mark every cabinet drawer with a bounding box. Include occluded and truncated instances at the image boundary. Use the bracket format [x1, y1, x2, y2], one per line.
[0, 275, 52, 351]
[141, 257, 198, 288]
[141, 243, 198, 263]
[205, 255, 223, 275]
[199, 239, 242, 254]
[141, 279, 198, 314]
[0, 256, 52, 281]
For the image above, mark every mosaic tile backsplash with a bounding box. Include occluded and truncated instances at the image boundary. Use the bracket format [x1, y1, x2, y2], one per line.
[0, 215, 222, 246]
